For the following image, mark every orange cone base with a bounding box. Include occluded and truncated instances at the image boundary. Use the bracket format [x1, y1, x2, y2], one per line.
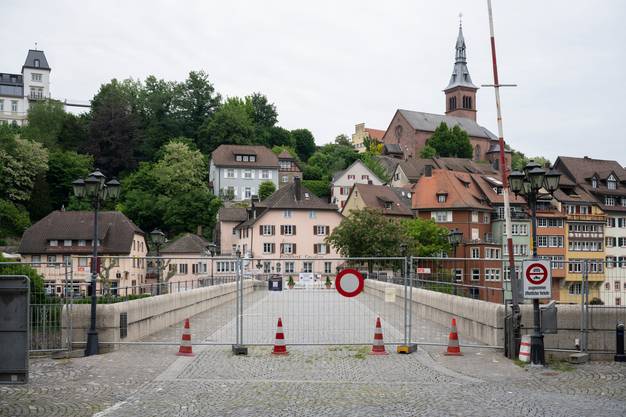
[272, 347, 288, 355]
[369, 349, 389, 356]
[443, 350, 463, 356]
[176, 348, 195, 357]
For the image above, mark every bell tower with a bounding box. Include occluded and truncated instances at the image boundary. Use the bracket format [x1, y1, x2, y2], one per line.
[444, 18, 478, 121]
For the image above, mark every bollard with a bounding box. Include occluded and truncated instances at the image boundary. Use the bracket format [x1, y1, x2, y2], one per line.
[615, 322, 626, 363]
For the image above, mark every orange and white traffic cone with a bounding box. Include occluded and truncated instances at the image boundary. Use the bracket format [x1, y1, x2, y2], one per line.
[272, 317, 288, 355]
[370, 316, 389, 355]
[444, 318, 463, 356]
[176, 318, 194, 356]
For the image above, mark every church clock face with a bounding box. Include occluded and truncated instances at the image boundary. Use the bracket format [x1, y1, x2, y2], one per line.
[394, 125, 403, 141]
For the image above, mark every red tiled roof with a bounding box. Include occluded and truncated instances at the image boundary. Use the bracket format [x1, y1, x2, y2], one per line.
[364, 128, 386, 141]
[412, 169, 492, 211]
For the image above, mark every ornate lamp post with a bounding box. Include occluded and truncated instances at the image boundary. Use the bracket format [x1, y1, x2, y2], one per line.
[208, 243, 217, 286]
[72, 169, 121, 357]
[150, 229, 166, 295]
[508, 161, 561, 366]
[447, 228, 463, 257]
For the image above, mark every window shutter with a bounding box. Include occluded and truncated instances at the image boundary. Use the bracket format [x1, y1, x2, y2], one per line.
[280, 244, 284, 254]
[313, 244, 318, 254]
[313, 225, 317, 235]
[292, 244, 297, 254]
[326, 226, 330, 235]
[293, 225, 297, 235]
[271, 225, 275, 235]
[280, 225, 284, 235]
[259, 225, 263, 235]
[271, 244, 275, 254]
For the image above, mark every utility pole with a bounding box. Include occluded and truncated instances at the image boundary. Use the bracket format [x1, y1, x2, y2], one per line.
[483, 0, 521, 358]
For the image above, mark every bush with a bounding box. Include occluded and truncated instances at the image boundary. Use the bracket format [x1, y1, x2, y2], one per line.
[0, 255, 45, 302]
[302, 180, 330, 198]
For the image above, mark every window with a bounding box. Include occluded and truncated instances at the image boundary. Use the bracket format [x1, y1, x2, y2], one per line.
[11, 101, 17, 112]
[261, 225, 274, 236]
[361, 175, 369, 180]
[617, 298, 622, 306]
[283, 209, 292, 218]
[622, 198, 626, 207]
[485, 268, 501, 281]
[63, 240, 72, 247]
[281, 243, 295, 254]
[261, 170, 270, 179]
[438, 194, 447, 203]
[580, 206, 590, 214]
[454, 269, 463, 281]
[30, 87, 43, 99]
[263, 243, 275, 254]
[616, 281, 621, 291]
[314, 244, 328, 254]
[32, 255, 41, 263]
[591, 177, 598, 188]
[309, 210, 316, 219]
[620, 257, 626, 268]
[285, 262, 295, 273]
[511, 224, 529, 236]
[504, 266, 521, 281]
[0, 100, 3, 111]
[607, 256, 617, 268]
[607, 217, 616, 228]
[242, 155, 249, 162]
[34, 59, 40, 67]
[568, 241, 603, 251]
[303, 262, 313, 273]
[243, 169, 253, 179]
[179, 264, 188, 274]
[281, 175, 288, 183]
[569, 282, 582, 295]
[282, 225, 295, 235]
[244, 187, 252, 198]
[324, 262, 332, 274]
[217, 261, 236, 273]
[471, 269, 480, 281]
[566, 205, 576, 215]
[483, 213, 490, 224]
[620, 237, 626, 247]
[608, 175, 617, 190]
[250, 155, 256, 162]
[32, 73, 42, 82]
[605, 197, 616, 206]
[78, 257, 89, 267]
[485, 248, 501, 259]
[226, 168, 235, 178]
[47, 255, 57, 264]
[471, 211, 479, 223]
[470, 247, 480, 259]
[347, 174, 355, 180]
[314, 225, 328, 235]
[431, 211, 452, 223]
[49, 239, 58, 247]
[449, 96, 457, 111]
[236, 155, 242, 161]
[471, 228, 479, 241]
[619, 218, 626, 228]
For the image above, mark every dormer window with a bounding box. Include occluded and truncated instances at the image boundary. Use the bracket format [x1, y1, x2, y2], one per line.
[243, 155, 249, 162]
[34, 59, 40, 68]
[236, 155, 242, 162]
[384, 202, 393, 209]
[608, 175, 617, 190]
[591, 177, 598, 188]
[437, 193, 447, 203]
[250, 155, 256, 162]
[49, 239, 58, 247]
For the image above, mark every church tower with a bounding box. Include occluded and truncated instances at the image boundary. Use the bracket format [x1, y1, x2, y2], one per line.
[444, 21, 478, 121]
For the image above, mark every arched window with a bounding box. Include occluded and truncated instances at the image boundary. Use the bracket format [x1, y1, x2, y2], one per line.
[474, 145, 481, 161]
[462, 96, 473, 109]
[34, 59, 40, 68]
[449, 96, 457, 111]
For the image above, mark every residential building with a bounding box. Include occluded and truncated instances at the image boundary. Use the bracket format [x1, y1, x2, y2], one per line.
[0, 49, 51, 126]
[216, 207, 248, 255]
[411, 167, 503, 302]
[331, 160, 384, 210]
[277, 150, 302, 187]
[380, 24, 510, 169]
[342, 183, 414, 218]
[390, 157, 498, 188]
[226, 178, 343, 275]
[535, 198, 567, 301]
[554, 156, 626, 305]
[157, 233, 211, 290]
[351, 123, 386, 153]
[209, 145, 279, 201]
[18, 211, 147, 296]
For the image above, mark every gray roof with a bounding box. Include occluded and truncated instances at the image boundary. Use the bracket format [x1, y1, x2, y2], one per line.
[398, 109, 497, 140]
[218, 207, 248, 222]
[445, 25, 477, 90]
[18, 211, 143, 255]
[374, 155, 401, 179]
[0, 73, 23, 86]
[383, 143, 403, 155]
[160, 233, 209, 254]
[23, 50, 50, 70]
[211, 145, 279, 168]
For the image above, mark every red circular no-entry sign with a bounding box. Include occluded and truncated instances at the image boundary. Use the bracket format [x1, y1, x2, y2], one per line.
[335, 269, 364, 298]
[525, 263, 548, 285]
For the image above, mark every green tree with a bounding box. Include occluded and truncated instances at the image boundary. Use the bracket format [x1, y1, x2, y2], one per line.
[245, 92, 277, 128]
[425, 122, 473, 158]
[359, 153, 390, 183]
[21, 99, 67, 147]
[0, 200, 31, 238]
[84, 79, 142, 177]
[334, 134, 352, 147]
[302, 179, 330, 198]
[292, 128, 316, 162]
[419, 145, 437, 158]
[326, 208, 405, 257]
[401, 218, 450, 256]
[0, 136, 49, 202]
[174, 71, 222, 140]
[57, 113, 89, 152]
[0, 255, 45, 303]
[305, 143, 359, 181]
[198, 97, 255, 154]
[258, 181, 276, 200]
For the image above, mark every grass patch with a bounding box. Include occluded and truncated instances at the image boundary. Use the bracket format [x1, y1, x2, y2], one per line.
[513, 359, 528, 368]
[548, 360, 575, 372]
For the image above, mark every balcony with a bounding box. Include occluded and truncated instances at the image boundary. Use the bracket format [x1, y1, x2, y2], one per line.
[491, 211, 530, 221]
[566, 213, 606, 222]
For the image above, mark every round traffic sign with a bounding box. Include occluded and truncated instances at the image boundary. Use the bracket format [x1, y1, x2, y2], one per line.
[335, 269, 364, 298]
[525, 263, 548, 285]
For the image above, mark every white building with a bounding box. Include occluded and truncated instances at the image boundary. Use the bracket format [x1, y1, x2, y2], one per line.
[0, 49, 51, 126]
[331, 160, 384, 210]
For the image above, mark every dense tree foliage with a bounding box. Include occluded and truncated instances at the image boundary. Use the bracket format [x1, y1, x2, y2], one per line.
[258, 181, 276, 200]
[422, 122, 472, 158]
[292, 128, 316, 162]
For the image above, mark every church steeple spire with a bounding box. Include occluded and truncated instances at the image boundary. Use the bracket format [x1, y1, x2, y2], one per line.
[444, 16, 478, 121]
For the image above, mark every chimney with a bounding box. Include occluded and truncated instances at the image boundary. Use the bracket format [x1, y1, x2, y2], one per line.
[294, 176, 302, 201]
[196, 225, 203, 236]
[425, 165, 433, 177]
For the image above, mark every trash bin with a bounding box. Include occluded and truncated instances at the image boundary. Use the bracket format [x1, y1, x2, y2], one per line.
[268, 275, 283, 291]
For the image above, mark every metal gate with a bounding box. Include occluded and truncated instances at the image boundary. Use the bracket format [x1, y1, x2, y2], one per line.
[0, 261, 74, 353]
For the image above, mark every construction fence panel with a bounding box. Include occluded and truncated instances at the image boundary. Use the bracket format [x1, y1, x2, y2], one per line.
[238, 257, 407, 345]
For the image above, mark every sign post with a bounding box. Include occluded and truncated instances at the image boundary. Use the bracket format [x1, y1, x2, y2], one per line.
[522, 260, 551, 299]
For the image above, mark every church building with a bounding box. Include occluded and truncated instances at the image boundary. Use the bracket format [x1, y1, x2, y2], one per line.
[381, 23, 509, 169]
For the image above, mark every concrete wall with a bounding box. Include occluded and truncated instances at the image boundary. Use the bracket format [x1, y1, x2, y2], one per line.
[63, 281, 254, 349]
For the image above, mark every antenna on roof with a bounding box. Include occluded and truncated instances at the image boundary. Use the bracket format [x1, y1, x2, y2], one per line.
[34, 41, 38, 50]
[459, 12, 463, 28]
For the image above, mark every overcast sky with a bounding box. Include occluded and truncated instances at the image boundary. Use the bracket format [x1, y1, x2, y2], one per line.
[3, 0, 625, 164]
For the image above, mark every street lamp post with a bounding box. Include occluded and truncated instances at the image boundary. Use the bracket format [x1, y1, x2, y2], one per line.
[448, 228, 463, 258]
[150, 229, 166, 295]
[208, 243, 217, 286]
[72, 169, 121, 357]
[508, 161, 561, 366]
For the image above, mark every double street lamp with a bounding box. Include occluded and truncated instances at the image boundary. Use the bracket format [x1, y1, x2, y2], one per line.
[72, 169, 121, 357]
[150, 229, 166, 295]
[508, 161, 561, 366]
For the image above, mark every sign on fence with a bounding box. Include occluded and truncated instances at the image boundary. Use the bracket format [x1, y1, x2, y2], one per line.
[522, 260, 551, 299]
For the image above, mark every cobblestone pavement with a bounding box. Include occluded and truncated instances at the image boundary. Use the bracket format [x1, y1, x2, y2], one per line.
[2, 289, 626, 416]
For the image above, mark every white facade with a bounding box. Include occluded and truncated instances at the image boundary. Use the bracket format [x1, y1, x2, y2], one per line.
[331, 160, 384, 210]
[601, 213, 626, 306]
[0, 50, 51, 126]
[209, 161, 279, 201]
